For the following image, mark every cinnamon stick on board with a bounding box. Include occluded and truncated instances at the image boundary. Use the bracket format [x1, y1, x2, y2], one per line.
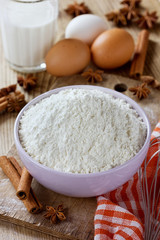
[130, 30, 149, 78]
[16, 167, 33, 200]
[0, 156, 43, 213]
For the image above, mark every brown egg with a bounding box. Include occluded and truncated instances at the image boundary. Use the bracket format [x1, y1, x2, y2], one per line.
[45, 39, 90, 76]
[91, 28, 135, 69]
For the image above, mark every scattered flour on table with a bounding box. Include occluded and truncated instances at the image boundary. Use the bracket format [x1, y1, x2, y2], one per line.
[19, 89, 147, 174]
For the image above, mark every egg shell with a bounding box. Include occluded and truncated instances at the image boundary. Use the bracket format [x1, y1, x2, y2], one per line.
[45, 39, 90, 76]
[91, 28, 135, 69]
[65, 14, 107, 46]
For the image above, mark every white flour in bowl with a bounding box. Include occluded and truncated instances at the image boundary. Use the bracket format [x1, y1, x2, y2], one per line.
[19, 89, 147, 174]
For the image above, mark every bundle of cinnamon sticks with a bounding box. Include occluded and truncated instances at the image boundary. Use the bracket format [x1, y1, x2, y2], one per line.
[0, 156, 43, 213]
[0, 84, 26, 113]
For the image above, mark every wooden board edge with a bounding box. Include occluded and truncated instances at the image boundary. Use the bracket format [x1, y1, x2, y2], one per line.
[0, 215, 79, 240]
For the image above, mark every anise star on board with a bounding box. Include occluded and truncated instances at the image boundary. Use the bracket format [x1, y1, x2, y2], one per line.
[106, 10, 127, 26]
[81, 68, 104, 84]
[44, 205, 66, 224]
[136, 11, 158, 29]
[120, 0, 141, 7]
[129, 83, 150, 100]
[65, 2, 91, 18]
[17, 74, 37, 90]
[7, 91, 26, 112]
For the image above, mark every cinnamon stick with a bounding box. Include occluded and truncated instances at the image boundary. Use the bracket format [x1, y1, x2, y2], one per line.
[9, 156, 22, 175]
[0, 96, 7, 104]
[0, 84, 16, 98]
[0, 156, 43, 213]
[130, 30, 149, 78]
[16, 167, 33, 200]
[0, 96, 8, 112]
[0, 100, 8, 112]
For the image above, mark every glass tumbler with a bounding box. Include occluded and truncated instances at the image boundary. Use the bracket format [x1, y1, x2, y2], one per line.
[0, 0, 58, 73]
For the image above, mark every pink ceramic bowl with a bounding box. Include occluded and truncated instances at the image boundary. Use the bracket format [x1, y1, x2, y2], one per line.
[14, 85, 151, 197]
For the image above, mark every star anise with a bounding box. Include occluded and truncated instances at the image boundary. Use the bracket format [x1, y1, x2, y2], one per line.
[81, 68, 104, 84]
[65, 2, 91, 18]
[136, 11, 158, 29]
[120, 0, 141, 7]
[106, 10, 127, 26]
[129, 83, 150, 100]
[140, 75, 160, 90]
[17, 74, 37, 90]
[0, 84, 16, 98]
[7, 91, 26, 112]
[44, 205, 66, 224]
[120, 5, 138, 21]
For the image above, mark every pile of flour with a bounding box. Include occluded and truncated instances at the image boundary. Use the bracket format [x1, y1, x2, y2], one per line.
[19, 89, 147, 174]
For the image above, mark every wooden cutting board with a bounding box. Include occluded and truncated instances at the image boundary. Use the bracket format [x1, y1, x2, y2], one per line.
[0, 145, 96, 240]
[0, 0, 160, 239]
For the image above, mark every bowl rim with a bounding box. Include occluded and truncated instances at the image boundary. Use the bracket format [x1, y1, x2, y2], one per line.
[14, 85, 151, 178]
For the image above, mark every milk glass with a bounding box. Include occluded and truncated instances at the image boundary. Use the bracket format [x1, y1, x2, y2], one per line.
[0, 0, 58, 72]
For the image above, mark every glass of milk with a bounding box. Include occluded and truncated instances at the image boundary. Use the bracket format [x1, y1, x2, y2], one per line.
[0, 0, 58, 73]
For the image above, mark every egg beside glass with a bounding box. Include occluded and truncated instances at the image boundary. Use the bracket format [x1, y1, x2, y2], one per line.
[45, 38, 90, 76]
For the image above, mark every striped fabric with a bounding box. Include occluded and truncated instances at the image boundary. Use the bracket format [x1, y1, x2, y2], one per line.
[94, 121, 160, 240]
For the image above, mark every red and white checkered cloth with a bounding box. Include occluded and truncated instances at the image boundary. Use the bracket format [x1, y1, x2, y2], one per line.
[94, 121, 160, 240]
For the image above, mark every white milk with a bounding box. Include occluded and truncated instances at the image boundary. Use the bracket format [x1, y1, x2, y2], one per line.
[1, 0, 58, 71]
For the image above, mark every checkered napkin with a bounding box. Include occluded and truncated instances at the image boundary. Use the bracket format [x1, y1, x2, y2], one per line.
[94, 121, 160, 240]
